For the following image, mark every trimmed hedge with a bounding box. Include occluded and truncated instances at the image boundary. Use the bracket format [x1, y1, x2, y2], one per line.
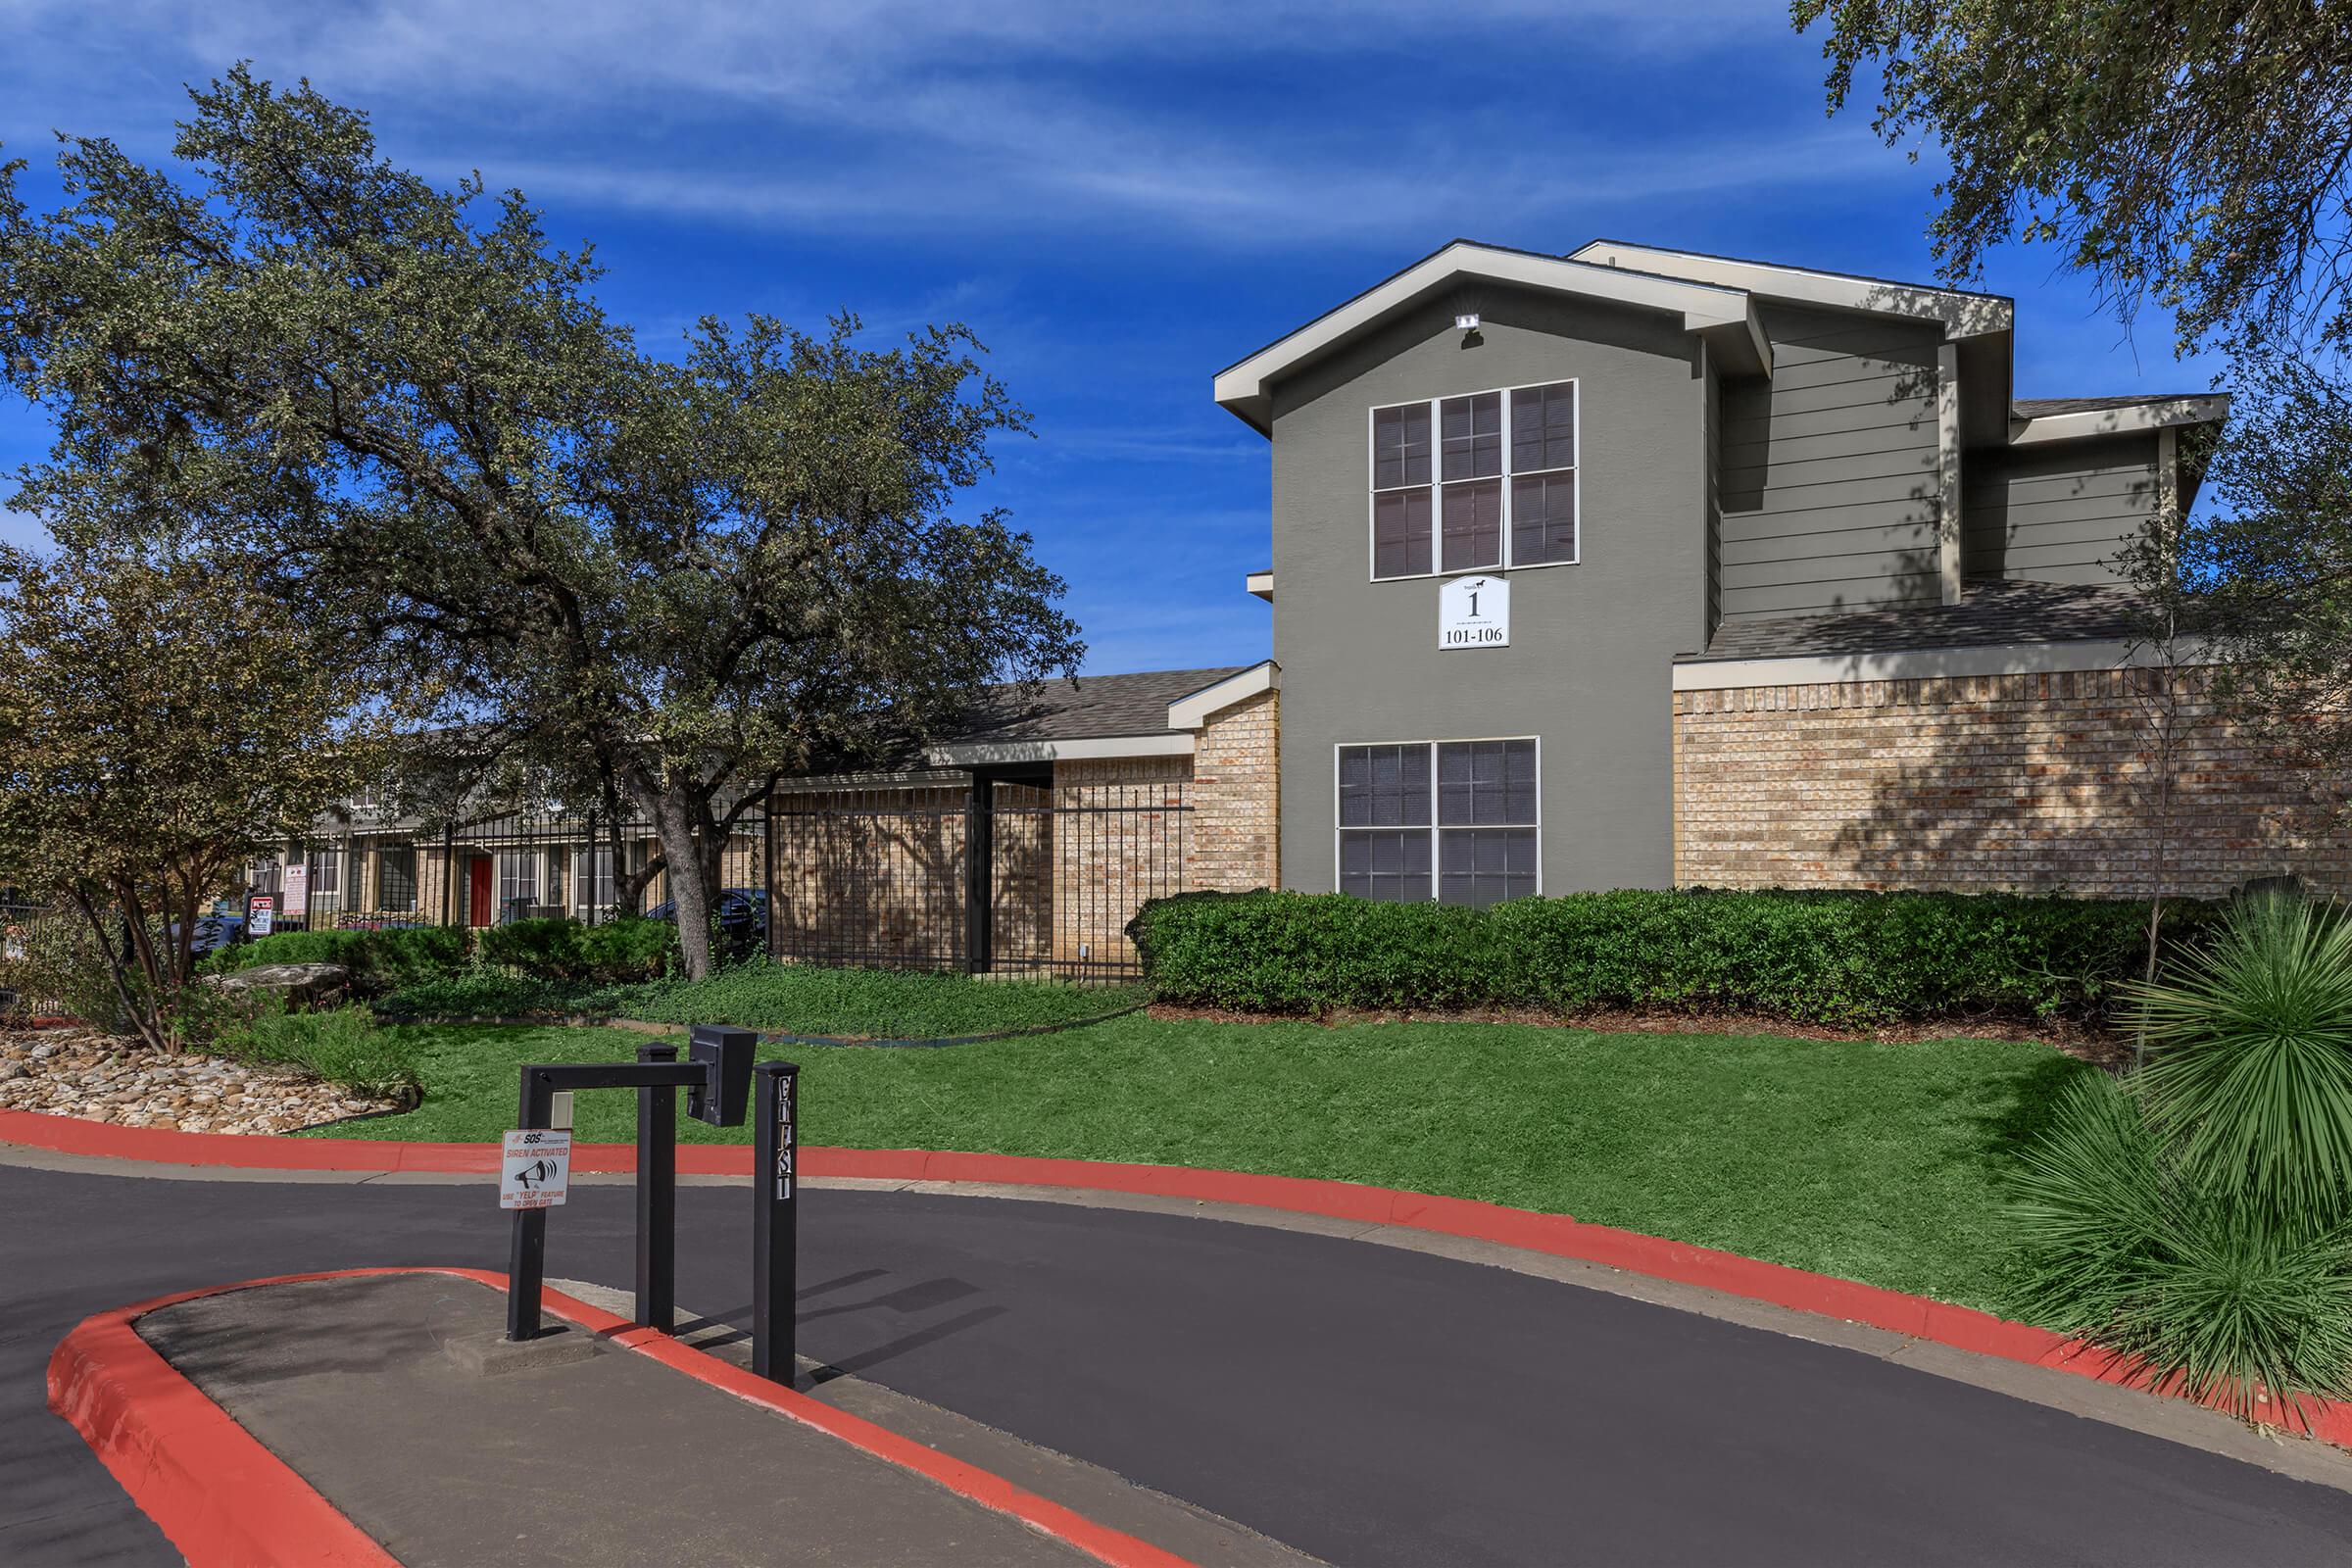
[1130, 888, 2216, 1025]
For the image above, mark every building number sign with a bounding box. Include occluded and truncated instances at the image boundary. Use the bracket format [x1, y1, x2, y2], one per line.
[1439, 573, 1510, 650]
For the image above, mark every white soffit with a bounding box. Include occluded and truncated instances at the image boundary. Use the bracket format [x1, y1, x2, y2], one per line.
[1167, 660, 1279, 730]
[2009, 395, 2230, 446]
[1567, 240, 2014, 340]
[1212, 242, 1770, 432]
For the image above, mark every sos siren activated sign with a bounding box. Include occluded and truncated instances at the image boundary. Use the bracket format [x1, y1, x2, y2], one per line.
[247, 896, 274, 939]
[500, 1128, 572, 1210]
[1440, 573, 1509, 650]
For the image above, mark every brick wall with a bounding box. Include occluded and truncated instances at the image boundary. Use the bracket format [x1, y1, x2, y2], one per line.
[1189, 687, 1280, 893]
[1674, 667, 2350, 897]
[1050, 756, 1192, 971]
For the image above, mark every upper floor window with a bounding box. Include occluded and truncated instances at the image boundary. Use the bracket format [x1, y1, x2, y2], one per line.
[1369, 380, 1579, 580]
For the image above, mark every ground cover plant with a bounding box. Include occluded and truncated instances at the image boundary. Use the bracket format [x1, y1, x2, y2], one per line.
[2006, 894, 2352, 1419]
[378, 957, 1143, 1041]
[1135, 888, 2211, 1025]
[310, 1014, 2086, 1312]
[204, 1001, 420, 1106]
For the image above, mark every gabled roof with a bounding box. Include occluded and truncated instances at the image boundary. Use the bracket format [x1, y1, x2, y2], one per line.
[1212, 239, 1772, 433]
[948, 666, 1255, 744]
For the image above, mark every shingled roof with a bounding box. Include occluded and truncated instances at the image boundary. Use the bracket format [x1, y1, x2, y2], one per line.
[1682, 579, 2150, 662]
[946, 666, 1255, 744]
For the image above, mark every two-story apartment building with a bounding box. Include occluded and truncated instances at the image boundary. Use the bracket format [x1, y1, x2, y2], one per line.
[1205, 237, 2343, 905]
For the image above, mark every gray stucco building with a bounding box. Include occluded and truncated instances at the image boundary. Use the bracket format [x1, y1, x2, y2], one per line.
[1209, 238, 2334, 905]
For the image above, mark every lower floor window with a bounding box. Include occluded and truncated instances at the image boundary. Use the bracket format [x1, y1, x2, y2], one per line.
[1338, 738, 1539, 907]
[378, 847, 417, 912]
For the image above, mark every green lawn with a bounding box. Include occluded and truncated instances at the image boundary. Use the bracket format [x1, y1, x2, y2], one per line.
[312, 1014, 2088, 1314]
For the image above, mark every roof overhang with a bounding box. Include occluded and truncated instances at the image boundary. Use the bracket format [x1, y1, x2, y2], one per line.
[1212, 241, 1770, 434]
[1567, 239, 2014, 340]
[2008, 395, 2230, 447]
[1166, 660, 1277, 730]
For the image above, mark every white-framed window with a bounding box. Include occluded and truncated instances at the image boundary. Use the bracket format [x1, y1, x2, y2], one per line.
[1335, 738, 1540, 907]
[572, 846, 615, 913]
[497, 850, 540, 909]
[1369, 378, 1580, 580]
[310, 848, 342, 900]
[377, 846, 417, 912]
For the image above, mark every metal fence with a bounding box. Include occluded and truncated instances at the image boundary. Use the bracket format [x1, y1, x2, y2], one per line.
[255, 807, 768, 935]
[769, 781, 1190, 982]
[1, 899, 82, 1016]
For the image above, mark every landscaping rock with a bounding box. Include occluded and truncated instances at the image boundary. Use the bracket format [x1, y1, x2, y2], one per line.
[0, 1024, 397, 1134]
[204, 961, 351, 1007]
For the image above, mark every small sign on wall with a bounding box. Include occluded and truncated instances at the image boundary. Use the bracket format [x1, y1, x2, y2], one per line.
[1440, 573, 1510, 650]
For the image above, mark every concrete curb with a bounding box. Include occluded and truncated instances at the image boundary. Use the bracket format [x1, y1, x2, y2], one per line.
[10, 1107, 2344, 1449]
[48, 1265, 1198, 1568]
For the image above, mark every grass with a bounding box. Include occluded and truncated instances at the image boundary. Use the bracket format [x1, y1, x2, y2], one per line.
[307, 1013, 2092, 1313]
[377, 957, 1146, 1039]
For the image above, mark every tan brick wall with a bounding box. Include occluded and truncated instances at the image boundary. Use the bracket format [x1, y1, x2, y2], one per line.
[770, 785, 966, 964]
[1189, 687, 1280, 893]
[1050, 756, 1193, 971]
[1674, 667, 2350, 897]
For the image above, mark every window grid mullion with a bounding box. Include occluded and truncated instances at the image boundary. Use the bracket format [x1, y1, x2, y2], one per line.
[1427, 741, 1440, 900]
[1499, 389, 1513, 569]
[1425, 398, 1439, 571]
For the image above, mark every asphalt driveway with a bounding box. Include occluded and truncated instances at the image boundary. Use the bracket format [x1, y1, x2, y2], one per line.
[8, 1161, 2352, 1566]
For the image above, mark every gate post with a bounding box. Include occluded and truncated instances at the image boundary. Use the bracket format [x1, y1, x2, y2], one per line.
[504, 1066, 557, 1341]
[752, 1060, 801, 1384]
[635, 1042, 678, 1331]
[962, 781, 995, 974]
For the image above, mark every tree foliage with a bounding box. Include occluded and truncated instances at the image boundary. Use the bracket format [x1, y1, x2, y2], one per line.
[0, 547, 371, 1049]
[0, 68, 1082, 978]
[1794, 1, 2352, 356]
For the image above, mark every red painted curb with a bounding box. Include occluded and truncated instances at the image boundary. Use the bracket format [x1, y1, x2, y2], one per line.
[48, 1266, 1195, 1568]
[47, 1279, 401, 1568]
[12, 1108, 2347, 1448]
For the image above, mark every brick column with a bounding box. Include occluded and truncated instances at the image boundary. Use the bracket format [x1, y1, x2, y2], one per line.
[1189, 687, 1280, 892]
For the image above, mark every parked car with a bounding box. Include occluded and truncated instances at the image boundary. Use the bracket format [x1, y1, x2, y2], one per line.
[646, 887, 768, 956]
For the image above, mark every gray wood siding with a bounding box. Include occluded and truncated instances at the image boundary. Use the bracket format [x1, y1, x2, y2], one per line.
[1716, 306, 1942, 620]
[1962, 433, 2160, 586]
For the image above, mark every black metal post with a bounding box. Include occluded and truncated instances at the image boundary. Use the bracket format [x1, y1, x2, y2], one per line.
[504, 1066, 556, 1341]
[752, 1061, 801, 1384]
[635, 1042, 678, 1331]
[962, 780, 994, 975]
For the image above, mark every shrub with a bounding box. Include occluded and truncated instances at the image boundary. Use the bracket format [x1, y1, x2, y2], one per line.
[204, 927, 371, 973]
[2005, 1073, 2352, 1421]
[205, 1001, 421, 1105]
[363, 925, 471, 985]
[2007, 893, 2352, 1420]
[1132, 888, 2206, 1024]
[475, 915, 678, 983]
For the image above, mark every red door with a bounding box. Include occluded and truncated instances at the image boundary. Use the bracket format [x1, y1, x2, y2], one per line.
[468, 858, 494, 927]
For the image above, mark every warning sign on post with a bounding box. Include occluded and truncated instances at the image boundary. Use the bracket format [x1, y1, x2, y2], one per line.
[247, 896, 274, 939]
[500, 1128, 571, 1209]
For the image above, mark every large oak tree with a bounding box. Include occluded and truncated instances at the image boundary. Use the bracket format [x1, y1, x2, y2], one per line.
[0, 68, 1082, 977]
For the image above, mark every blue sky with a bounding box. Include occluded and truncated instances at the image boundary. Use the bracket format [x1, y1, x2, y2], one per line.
[0, 1, 2222, 674]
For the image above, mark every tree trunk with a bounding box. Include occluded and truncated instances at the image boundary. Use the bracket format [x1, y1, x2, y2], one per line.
[643, 775, 716, 980]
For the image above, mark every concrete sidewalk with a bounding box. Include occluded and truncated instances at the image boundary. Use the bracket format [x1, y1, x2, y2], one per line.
[132, 1273, 1099, 1568]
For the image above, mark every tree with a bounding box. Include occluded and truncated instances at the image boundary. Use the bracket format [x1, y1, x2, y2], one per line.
[0, 68, 1083, 977]
[0, 547, 369, 1051]
[1793, 2, 2352, 357]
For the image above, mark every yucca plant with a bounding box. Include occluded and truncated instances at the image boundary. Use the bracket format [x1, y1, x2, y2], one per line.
[2130, 893, 2352, 1219]
[2006, 1074, 2352, 1421]
[2006, 892, 2352, 1420]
